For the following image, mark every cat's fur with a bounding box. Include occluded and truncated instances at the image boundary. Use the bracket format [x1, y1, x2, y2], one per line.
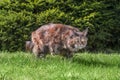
[25, 41, 34, 52]
[31, 23, 88, 58]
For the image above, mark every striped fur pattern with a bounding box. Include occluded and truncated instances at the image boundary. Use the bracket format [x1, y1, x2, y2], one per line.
[31, 23, 88, 58]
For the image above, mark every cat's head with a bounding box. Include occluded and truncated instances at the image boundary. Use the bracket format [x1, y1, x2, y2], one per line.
[78, 28, 88, 49]
[67, 28, 88, 51]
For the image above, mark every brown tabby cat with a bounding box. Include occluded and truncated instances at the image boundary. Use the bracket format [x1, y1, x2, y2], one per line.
[31, 23, 88, 58]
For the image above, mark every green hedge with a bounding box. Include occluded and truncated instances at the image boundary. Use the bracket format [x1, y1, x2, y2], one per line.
[0, 0, 120, 52]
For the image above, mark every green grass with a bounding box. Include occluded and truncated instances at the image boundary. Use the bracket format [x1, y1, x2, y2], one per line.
[0, 51, 120, 80]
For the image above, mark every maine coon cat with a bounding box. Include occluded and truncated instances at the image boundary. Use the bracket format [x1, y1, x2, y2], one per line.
[31, 23, 88, 58]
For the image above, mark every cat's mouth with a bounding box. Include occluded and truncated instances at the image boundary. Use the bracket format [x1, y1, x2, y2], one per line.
[73, 44, 86, 50]
[79, 45, 86, 49]
[68, 43, 87, 51]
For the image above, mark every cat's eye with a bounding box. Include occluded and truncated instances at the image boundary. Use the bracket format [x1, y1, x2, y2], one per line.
[81, 39, 85, 42]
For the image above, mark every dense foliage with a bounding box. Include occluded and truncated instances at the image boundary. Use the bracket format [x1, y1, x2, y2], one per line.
[0, 0, 120, 52]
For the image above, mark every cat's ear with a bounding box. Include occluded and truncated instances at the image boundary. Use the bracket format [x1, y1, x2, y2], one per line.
[82, 27, 88, 36]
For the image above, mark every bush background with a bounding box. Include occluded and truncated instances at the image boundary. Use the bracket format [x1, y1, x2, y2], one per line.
[0, 0, 120, 52]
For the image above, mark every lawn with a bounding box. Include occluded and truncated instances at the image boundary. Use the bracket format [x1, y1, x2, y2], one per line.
[0, 51, 120, 80]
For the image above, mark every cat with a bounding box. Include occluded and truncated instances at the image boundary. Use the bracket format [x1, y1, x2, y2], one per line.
[31, 23, 88, 58]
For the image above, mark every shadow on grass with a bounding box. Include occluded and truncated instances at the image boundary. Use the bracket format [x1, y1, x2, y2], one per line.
[72, 56, 120, 67]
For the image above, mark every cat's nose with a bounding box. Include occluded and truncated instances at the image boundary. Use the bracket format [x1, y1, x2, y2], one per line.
[81, 42, 84, 45]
